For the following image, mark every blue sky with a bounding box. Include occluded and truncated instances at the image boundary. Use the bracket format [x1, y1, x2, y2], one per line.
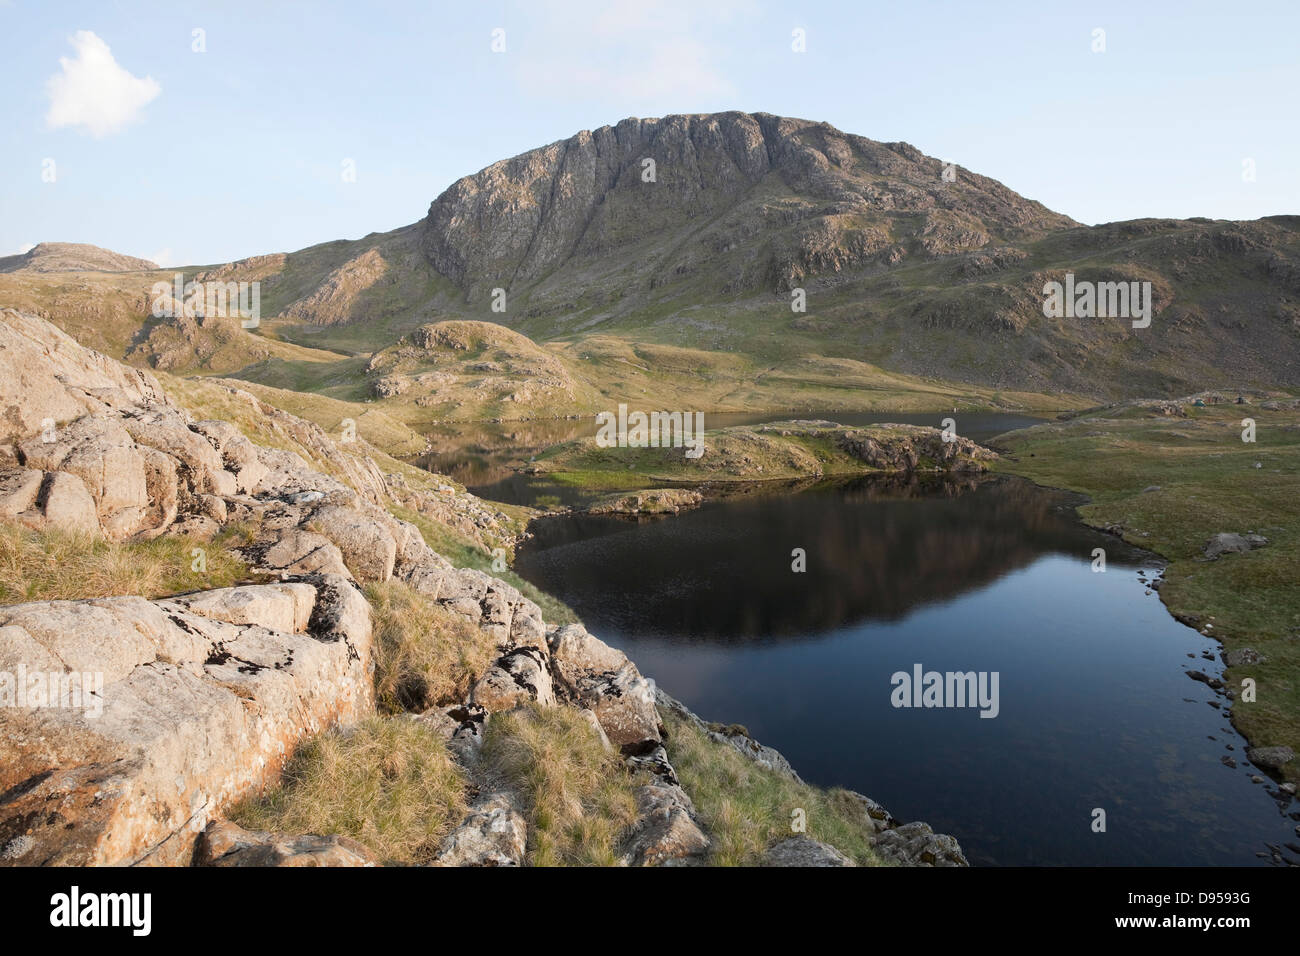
[2, 0, 1297, 267]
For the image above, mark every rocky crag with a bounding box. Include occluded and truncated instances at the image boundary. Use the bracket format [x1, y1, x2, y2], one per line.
[0, 308, 965, 867]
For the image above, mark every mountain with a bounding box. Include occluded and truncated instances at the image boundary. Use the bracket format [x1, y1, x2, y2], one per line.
[419, 112, 1077, 300]
[3, 113, 1299, 416]
[0, 242, 159, 274]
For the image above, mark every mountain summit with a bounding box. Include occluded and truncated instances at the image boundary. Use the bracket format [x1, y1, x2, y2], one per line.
[420, 111, 1075, 302]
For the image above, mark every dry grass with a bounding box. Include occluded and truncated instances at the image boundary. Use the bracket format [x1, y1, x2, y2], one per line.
[230, 717, 468, 865]
[0, 521, 253, 604]
[365, 578, 496, 713]
[480, 704, 641, 866]
[663, 709, 883, 866]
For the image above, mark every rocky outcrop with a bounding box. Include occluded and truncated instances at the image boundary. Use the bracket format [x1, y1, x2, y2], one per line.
[585, 488, 703, 515]
[657, 689, 969, 867]
[0, 577, 373, 865]
[283, 248, 388, 326]
[832, 423, 997, 473]
[873, 822, 970, 867]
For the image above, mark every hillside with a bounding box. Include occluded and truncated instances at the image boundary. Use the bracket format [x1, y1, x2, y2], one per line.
[3, 114, 1298, 415]
[0, 242, 159, 274]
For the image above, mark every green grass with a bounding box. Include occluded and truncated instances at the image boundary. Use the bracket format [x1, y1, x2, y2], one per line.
[0, 522, 255, 604]
[230, 716, 468, 865]
[662, 709, 884, 865]
[365, 579, 498, 713]
[995, 402, 1300, 782]
[480, 704, 641, 866]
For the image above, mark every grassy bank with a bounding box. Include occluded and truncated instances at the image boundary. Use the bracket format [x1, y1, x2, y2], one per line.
[993, 400, 1300, 782]
[533, 420, 991, 485]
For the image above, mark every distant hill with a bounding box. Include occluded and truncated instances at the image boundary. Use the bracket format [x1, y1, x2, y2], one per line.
[0, 242, 159, 274]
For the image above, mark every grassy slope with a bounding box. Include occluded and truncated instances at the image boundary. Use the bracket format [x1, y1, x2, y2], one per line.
[663, 709, 884, 865]
[994, 402, 1300, 783]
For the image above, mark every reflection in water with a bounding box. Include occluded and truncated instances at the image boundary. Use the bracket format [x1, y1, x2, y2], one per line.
[518, 476, 1146, 638]
[512, 474, 1300, 866]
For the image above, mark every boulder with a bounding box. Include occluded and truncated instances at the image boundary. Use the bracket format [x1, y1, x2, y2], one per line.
[18, 417, 151, 538]
[1246, 745, 1295, 772]
[764, 835, 855, 867]
[872, 821, 969, 866]
[0, 308, 166, 446]
[619, 783, 709, 866]
[194, 820, 378, 867]
[548, 624, 662, 750]
[432, 793, 527, 866]
[471, 646, 555, 713]
[1204, 532, 1268, 559]
[257, 529, 352, 578]
[307, 504, 397, 582]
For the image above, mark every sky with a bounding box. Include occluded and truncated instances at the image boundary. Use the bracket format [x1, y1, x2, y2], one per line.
[1, 0, 1297, 267]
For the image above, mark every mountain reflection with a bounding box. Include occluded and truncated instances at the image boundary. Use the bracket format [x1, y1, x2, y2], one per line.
[515, 474, 1151, 642]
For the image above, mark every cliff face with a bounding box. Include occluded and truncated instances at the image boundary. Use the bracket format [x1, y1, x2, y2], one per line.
[419, 111, 1076, 299]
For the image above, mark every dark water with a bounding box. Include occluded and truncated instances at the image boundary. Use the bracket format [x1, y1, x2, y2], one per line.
[514, 475, 1300, 866]
[454, 410, 1046, 507]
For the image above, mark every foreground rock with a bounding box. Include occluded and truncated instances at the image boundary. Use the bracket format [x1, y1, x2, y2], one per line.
[432, 793, 528, 867]
[0, 578, 373, 866]
[619, 783, 710, 866]
[874, 822, 970, 867]
[195, 820, 378, 867]
[765, 836, 855, 867]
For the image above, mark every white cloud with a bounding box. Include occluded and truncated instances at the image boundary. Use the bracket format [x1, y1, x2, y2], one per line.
[147, 248, 174, 267]
[46, 31, 160, 137]
[16, 243, 36, 256]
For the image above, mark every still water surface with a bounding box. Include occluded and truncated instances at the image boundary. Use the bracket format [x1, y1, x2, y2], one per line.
[512, 474, 1299, 865]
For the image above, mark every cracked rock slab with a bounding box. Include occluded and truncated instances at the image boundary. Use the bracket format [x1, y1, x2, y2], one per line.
[432, 793, 527, 867]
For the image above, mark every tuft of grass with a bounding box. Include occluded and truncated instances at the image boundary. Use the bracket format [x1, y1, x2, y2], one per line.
[230, 716, 468, 865]
[663, 709, 883, 866]
[365, 578, 496, 713]
[0, 521, 253, 604]
[480, 704, 640, 866]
